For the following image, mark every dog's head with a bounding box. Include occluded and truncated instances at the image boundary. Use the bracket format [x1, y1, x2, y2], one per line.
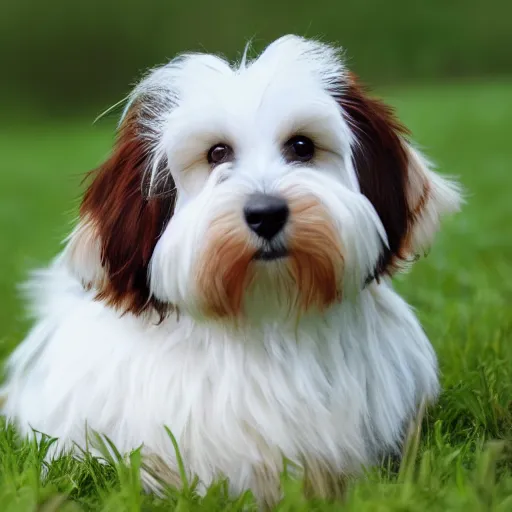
[65, 35, 461, 322]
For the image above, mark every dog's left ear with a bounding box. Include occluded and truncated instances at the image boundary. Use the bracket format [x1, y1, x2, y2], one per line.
[338, 74, 462, 277]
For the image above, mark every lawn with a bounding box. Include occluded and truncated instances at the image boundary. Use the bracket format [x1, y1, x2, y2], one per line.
[0, 81, 511, 510]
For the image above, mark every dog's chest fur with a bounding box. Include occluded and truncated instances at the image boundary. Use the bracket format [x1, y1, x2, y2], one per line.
[2, 265, 437, 501]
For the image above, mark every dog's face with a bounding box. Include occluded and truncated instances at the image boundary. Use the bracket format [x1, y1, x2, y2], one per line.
[65, 36, 461, 322]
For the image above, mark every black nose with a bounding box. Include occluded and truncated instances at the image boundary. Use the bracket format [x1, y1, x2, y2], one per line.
[244, 194, 289, 240]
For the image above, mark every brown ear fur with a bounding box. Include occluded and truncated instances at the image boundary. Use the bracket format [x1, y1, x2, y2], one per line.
[339, 74, 417, 277]
[339, 74, 461, 279]
[76, 105, 176, 317]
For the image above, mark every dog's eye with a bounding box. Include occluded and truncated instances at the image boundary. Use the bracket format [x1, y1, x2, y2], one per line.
[207, 143, 233, 165]
[284, 135, 315, 163]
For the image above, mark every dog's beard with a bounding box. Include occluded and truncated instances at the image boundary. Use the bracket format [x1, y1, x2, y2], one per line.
[195, 191, 344, 320]
[150, 171, 386, 322]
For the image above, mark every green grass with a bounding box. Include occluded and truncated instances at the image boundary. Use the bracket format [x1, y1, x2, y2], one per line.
[1, 80, 511, 510]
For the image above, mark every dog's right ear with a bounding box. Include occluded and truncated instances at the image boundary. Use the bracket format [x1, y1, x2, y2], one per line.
[63, 102, 176, 318]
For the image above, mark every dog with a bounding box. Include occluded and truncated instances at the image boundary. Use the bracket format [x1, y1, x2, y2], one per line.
[1, 35, 461, 506]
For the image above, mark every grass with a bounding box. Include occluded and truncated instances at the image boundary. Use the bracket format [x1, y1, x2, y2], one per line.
[1, 80, 511, 510]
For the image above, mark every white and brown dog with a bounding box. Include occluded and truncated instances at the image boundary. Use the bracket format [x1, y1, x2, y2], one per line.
[1, 35, 461, 505]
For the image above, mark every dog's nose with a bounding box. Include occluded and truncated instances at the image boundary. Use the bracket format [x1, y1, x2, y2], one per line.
[244, 194, 289, 240]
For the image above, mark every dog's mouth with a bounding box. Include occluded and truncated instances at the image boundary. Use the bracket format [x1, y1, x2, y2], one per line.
[253, 247, 289, 261]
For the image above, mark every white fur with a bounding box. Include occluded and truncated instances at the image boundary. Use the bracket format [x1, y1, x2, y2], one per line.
[2, 263, 438, 493]
[1, 35, 460, 503]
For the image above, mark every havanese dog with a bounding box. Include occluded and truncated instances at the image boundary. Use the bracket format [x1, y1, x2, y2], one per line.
[1, 35, 461, 507]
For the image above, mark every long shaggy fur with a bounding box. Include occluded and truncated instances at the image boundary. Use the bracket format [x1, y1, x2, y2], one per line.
[1, 35, 461, 507]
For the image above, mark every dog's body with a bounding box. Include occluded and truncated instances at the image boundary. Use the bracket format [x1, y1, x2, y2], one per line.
[1, 36, 460, 505]
[3, 262, 437, 501]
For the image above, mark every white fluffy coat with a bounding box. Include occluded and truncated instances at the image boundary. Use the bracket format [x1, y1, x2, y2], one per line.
[1, 35, 461, 504]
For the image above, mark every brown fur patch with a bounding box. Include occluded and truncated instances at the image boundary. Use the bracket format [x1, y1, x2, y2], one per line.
[301, 458, 348, 502]
[251, 463, 282, 510]
[195, 209, 256, 318]
[78, 104, 176, 318]
[252, 456, 348, 509]
[141, 453, 184, 493]
[337, 73, 417, 276]
[287, 193, 344, 311]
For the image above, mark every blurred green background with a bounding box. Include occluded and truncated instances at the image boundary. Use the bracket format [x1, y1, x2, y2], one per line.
[1, 0, 511, 355]
[2, 0, 511, 116]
